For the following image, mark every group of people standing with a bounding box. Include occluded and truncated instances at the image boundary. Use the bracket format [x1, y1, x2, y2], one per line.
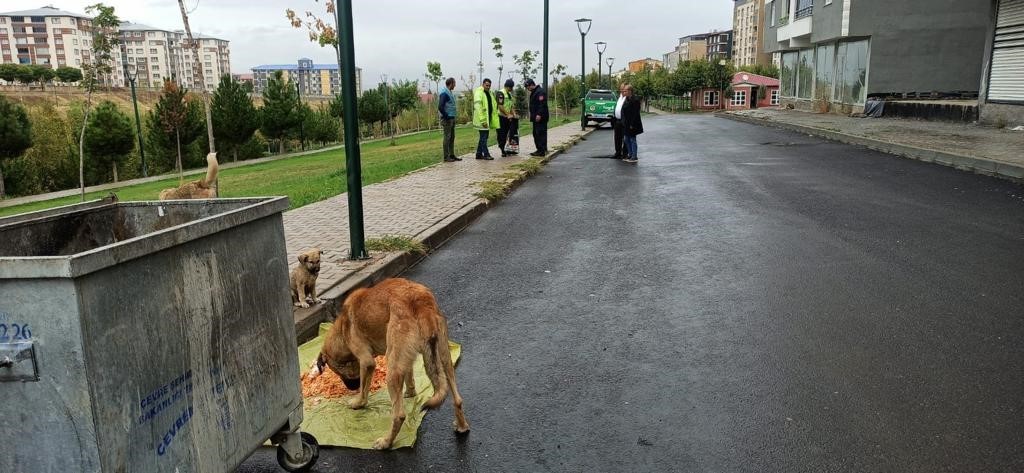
[611, 83, 643, 164]
[437, 77, 549, 162]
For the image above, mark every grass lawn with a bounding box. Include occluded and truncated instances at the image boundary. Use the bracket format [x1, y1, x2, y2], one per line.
[0, 127, 493, 218]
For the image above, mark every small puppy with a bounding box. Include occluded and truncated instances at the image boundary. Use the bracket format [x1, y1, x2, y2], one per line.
[290, 248, 323, 308]
[307, 278, 470, 450]
[158, 153, 219, 200]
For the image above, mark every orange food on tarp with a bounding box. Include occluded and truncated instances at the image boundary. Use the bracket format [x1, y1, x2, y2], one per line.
[301, 355, 389, 399]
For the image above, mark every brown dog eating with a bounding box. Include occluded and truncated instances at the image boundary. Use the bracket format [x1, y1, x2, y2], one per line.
[290, 248, 323, 308]
[306, 278, 470, 449]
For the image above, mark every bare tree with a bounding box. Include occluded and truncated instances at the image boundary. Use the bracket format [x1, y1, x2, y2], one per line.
[176, 0, 217, 191]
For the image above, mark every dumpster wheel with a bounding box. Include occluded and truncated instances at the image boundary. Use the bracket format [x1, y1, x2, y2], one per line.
[277, 431, 319, 472]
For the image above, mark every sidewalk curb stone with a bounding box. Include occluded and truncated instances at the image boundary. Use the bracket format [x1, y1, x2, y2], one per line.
[718, 112, 1024, 184]
[292, 128, 594, 343]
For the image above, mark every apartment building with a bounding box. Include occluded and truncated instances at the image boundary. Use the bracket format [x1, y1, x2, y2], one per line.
[252, 59, 362, 97]
[0, 7, 93, 70]
[662, 34, 709, 70]
[118, 22, 230, 90]
[764, 0, 993, 112]
[732, 0, 771, 66]
[627, 58, 663, 73]
[706, 30, 734, 61]
[0, 6, 231, 90]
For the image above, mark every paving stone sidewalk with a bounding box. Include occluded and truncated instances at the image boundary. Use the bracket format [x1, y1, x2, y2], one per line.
[283, 122, 588, 296]
[724, 108, 1024, 180]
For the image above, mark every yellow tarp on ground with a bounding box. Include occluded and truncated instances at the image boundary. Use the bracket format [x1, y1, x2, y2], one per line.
[297, 323, 462, 449]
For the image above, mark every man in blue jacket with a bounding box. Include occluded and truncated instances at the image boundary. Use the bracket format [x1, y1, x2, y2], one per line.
[437, 77, 461, 162]
[524, 78, 548, 156]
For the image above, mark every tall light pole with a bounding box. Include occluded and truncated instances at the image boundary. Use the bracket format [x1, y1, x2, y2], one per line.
[606, 57, 615, 90]
[336, 0, 368, 260]
[543, 0, 549, 91]
[296, 60, 309, 151]
[718, 59, 728, 110]
[381, 73, 394, 145]
[121, 52, 147, 177]
[574, 18, 592, 130]
[595, 41, 606, 90]
[475, 24, 484, 81]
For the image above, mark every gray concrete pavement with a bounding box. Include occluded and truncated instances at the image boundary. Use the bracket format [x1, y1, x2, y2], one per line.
[241, 115, 1024, 472]
[283, 122, 589, 298]
[722, 108, 1024, 182]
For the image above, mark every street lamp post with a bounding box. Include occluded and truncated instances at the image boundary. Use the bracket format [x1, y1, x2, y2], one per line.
[543, 0, 549, 91]
[574, 18, 592, 131]
[718, 59, 728, 110]
[295, 81, 305, 151]
[606, 57, 615, 89]
[121, 55, 147, 177]
[595, 41, 606, 90]
[381, 73, 395, 146]
[336, 0, 368, 260]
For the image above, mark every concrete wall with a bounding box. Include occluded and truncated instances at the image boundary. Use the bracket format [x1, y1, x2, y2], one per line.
[811, 0, 844, 43]
[850, 0, 993, 95]
[980, 102, 1024, 127]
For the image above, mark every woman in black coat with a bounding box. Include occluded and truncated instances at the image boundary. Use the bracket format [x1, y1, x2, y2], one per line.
[620, 85, 643, 164]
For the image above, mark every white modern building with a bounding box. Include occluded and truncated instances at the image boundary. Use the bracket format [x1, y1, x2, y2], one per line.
[118, 21, 230, 90]
[0, 7, 93, 70]
[0, 6, 230, 90]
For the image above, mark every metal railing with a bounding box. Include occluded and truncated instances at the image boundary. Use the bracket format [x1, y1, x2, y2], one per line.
[795, 5, 814, 19]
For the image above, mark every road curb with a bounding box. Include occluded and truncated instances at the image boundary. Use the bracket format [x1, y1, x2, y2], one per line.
[291, 127, 595, 343]
[717, 112, 1024, 184]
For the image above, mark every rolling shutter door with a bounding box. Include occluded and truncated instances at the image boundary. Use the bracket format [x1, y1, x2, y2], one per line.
[989, 0, 1024, 102]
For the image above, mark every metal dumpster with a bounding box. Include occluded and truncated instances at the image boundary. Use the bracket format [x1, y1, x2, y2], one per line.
[0, 197, 319, 472]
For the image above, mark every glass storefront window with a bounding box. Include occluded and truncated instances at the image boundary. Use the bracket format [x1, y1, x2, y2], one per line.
[797, 49, 813, 99]
[814, 43, 835, 102]
[781, 51, 798, 97]
[834, 39, 869, 105]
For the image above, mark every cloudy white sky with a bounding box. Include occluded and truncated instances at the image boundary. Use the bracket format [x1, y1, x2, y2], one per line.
[3, 0, 733, 90]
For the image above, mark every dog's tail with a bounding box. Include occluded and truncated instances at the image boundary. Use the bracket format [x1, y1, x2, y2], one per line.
[422, 332, 449, 409]
[201, 152, 219, 188]
[422, 313, 461, 412]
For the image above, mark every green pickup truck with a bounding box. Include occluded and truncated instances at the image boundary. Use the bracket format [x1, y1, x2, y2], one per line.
[583, 89, 617, 129]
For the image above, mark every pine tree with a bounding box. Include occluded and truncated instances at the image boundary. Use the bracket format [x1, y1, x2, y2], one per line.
[151, 80, 204, 180]
[84, 101, 134, 183]
[0, 94, 33, 199]
[260, 70, 302, 153]
[211, 75, 258, 161]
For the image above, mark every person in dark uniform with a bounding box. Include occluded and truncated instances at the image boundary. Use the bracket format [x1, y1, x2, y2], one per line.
[524, 78, 548, 156]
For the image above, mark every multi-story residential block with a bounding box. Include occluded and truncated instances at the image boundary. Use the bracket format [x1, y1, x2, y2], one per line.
[627, 58, 663, 73]
[0, 6, 231, 90]
[252, 59, 362, 97]
[980, 0, 1024, 126]
[706, 30, 734, 61]
[0, 7, 92, 70]
[118, 22, 230, 91]
[764, 0, 993, 112]
[732, 0, 771, 66]
[662, 34, 709, 70]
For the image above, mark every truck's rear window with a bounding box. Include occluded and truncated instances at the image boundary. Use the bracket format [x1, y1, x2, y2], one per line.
[587, 92, 615, 100]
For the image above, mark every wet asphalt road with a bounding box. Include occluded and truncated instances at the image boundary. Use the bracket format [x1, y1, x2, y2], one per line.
[239, 115, 1024, 472]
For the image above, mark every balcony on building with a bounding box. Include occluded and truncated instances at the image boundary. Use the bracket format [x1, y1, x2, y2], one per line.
[776, 0, 813, 48]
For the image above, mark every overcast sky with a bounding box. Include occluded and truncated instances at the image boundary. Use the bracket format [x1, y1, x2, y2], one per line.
[4, 0, 733, 90]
